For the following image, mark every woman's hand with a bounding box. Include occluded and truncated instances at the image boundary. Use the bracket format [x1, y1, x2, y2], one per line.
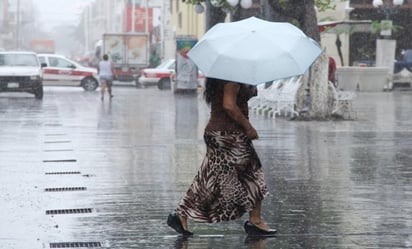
[223, 82, 258, 139]
[246, 126, 258, 140]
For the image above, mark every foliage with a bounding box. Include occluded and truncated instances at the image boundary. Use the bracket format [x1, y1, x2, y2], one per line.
[182, 0, 341, 12]
[315, 0, 336, 12]
[371, 20, 403, 35]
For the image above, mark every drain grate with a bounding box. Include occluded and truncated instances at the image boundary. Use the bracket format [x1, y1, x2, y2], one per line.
[45, 187, 87, 192]
[45, 171, 81, 175]
[46, 208, 93, 215]
[49, 242, 101, 248]
[43, 159, 77, 163]
[44, 149, 74, 152]
[44, 140, 70, 143]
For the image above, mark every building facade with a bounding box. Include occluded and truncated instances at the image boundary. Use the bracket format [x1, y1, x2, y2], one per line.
[0, 0, 37, 51]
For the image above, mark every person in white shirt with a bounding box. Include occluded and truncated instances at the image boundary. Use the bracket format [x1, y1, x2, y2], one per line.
[97, 54, 117, 100]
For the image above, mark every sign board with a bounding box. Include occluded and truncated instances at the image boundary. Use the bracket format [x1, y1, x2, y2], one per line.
[103, 33, 149, 66]
[380, 20, 392, 37]
[125, 6, 153, 32]
[30, 39, 55, 53]
[175, 36, 198, 92]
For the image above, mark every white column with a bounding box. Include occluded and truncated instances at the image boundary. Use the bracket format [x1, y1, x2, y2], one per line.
[160, 0, 164, 59]
[145, 0, 149, 33]
[84, 8, 89, 52]
[376, 39, 396, 89]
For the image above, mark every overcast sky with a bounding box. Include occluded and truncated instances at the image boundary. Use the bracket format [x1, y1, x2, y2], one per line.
[33, 0, 94, 31]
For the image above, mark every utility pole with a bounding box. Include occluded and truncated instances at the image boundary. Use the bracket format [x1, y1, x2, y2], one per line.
[15, 0, 20, 49]
[131, 0, 136, 32]
[145, 0, 148, 33]
[84, 6, 89, 52]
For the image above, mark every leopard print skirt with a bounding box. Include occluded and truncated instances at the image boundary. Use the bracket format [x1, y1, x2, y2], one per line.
[176, 130, 268, 223]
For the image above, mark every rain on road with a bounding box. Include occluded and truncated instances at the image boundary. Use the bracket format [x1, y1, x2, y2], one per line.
[1, 86, 412, 249]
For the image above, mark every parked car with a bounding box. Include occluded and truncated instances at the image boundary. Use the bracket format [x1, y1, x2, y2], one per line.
[137, 59, 205, 90]
[37, 54, 99, 91]
[393, 49, 412, 88]
[394, 49, 412, 73]
[0, 51, 44, 99]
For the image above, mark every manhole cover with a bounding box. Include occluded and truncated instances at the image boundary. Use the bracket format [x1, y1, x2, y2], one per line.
[45, 187, 87, 192]
[43, 149, 74, 152]
[46, 208, 93, 215]
[45, 172, 81, 175]
[43, 159, 77, 163]
[49, 242, 102, 248]
[44, 124, 62, 127]
[44, 140, 71, 143]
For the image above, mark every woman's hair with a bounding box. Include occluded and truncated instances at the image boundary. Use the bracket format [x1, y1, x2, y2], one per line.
[204, 78, 225, 104]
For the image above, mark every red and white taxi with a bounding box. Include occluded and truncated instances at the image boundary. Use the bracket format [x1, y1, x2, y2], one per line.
[37, 54, 99, 91]
[138, 59, 205, 90]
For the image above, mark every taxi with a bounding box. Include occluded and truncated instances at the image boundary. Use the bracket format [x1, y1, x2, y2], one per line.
[37, 54, 99, 91]
[138, 59, 205, 90]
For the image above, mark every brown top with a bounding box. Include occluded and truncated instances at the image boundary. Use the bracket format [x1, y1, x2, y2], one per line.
[205, 82, 257, 132]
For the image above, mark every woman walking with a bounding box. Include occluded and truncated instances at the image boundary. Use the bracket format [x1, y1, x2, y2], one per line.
[97, 54, 116, 100]
[167, 78, 276, 236]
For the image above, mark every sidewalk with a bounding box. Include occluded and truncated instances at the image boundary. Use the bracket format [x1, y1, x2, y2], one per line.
[1, 88, 412, 248]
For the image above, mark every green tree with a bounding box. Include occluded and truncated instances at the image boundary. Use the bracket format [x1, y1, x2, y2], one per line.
[183, 0, 344, 120]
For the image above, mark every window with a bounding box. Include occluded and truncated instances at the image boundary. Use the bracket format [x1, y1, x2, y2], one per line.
[38, 57, 46, 64]
[49, 57, 74, 68]
[0, 54, 38, 67]
[56, 58, 73, 68]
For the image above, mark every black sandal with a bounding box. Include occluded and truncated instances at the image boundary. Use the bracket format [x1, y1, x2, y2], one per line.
[167, 212, 193, 236]
[244, 221, 277, 236]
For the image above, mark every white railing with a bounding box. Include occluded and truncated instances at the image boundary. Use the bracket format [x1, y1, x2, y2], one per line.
[249, 76, 303, 118]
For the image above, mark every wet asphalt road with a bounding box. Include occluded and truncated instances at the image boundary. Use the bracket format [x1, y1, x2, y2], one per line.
[1, 86, 412, 249]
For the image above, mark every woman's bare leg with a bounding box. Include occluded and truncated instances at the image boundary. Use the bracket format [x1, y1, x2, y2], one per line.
[178, 214, 189, 230]
[101, 81, 106, 99]
[108, 84, 113, 97]
[248, 201, 271, 231]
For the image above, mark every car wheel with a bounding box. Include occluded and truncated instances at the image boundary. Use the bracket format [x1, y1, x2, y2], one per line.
[82, 77, 98, 91]
[394, 63, 405, 74]
[158, 78, 171, 90]
[34, 86, 43, 100]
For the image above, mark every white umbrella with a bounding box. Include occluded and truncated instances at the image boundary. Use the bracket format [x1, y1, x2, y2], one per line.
[188, 16, 323, 85]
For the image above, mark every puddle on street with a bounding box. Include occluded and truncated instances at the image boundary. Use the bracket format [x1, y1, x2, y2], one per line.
[1, 89, 412, 248]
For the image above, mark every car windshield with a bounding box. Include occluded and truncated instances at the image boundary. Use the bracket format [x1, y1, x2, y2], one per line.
[157, 60, 174, 69]
[0, 54, 39, 67]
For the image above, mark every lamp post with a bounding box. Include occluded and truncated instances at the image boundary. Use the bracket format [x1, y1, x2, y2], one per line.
[194, 0, 253, 14]
[373, 0, 404, 19]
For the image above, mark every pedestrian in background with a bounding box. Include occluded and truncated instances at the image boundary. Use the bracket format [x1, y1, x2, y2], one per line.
[97, 54, 116, 100]
[167, 78, 277, 236]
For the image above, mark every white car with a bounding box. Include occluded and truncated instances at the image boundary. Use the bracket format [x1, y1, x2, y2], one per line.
[37, 54, 99, 91]
[138, 59, 205, 90]
[138, 59, 175, 89]
[0, 51, 44, 99]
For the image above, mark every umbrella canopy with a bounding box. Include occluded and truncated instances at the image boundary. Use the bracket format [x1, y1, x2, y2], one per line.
[188, 17, 323, 85]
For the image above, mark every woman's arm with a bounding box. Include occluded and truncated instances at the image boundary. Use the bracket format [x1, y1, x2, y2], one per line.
[222, 82, 258, 139]
[111, 62, 117, 78]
